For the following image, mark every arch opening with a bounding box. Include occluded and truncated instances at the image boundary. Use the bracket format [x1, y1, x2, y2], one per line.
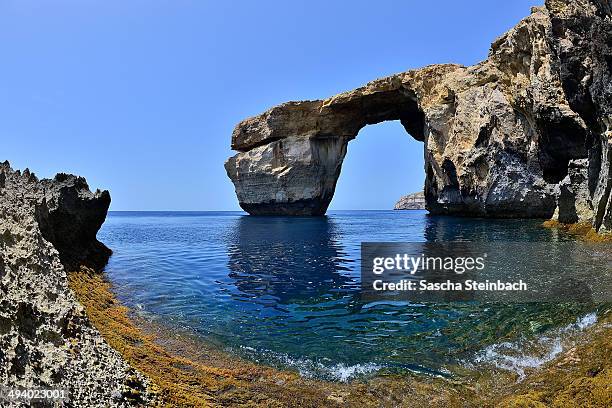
[329, 121, 425, 211]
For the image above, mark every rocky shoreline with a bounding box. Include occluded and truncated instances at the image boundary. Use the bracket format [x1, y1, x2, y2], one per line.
[0, 162, 154, 407]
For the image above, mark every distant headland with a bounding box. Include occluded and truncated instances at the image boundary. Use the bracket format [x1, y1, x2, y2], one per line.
[394, 192, 426, 210]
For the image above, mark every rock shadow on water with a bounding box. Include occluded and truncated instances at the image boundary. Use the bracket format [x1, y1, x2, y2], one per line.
[423, 215, 559, 242]
[226, 216, 357, 307]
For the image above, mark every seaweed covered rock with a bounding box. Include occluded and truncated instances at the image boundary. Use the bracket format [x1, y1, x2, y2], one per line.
[0, 161, 154, 407]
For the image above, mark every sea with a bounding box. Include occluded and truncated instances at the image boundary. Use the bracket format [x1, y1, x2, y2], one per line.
[98, 210, 610, 381]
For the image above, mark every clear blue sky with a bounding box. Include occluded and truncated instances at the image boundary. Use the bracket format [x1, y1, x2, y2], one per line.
[0, 0, 542, 210]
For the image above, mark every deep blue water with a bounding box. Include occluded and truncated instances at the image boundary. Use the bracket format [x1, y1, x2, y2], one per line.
[98, 211, 606, 380]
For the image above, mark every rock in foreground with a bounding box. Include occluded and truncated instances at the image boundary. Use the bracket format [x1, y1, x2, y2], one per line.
[225, 0, 612, 231]
[0, 162, 153, 407]
[394, 192, 426, 210]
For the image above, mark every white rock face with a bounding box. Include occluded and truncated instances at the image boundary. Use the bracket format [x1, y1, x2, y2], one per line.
[226, 136, 349, 215]
[394, 192, 426, 210]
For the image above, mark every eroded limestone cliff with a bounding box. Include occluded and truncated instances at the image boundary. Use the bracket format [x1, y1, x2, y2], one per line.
[225, 0, 612, 231]
[0, 162, 153, 407]
[394, 192, 426, 210]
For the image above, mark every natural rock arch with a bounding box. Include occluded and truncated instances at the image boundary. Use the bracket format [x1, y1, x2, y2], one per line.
[225, 1, 612, 232]
[226, 78, 428, 215]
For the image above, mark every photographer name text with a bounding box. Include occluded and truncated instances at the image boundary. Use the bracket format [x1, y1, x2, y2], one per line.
[372, 279, 527, 291]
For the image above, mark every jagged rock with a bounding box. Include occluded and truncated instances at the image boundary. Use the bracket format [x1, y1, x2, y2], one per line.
[546, 0, 612, 231]
[592, 135, 612, 231]
[35, 173, 112, 272]
[394, 192, 426, 210]
[225, 0, 611, 225]
[553, 159, 593, 223]
[0, 162, 153, 407]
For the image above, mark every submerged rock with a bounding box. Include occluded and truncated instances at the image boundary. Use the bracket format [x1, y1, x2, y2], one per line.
[225, 0, 612, 228]
[394, 192, 426, 210]
[0, 162, 153, 407]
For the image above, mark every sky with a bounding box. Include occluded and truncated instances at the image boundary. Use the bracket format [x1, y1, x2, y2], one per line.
[0, 0, 542, 211]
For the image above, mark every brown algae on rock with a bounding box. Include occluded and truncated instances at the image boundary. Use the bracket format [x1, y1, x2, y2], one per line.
[497, 311, 611, 407]
[67, 267, 481, 407]
[543, 220, 612, 243]
[68, 264, 612, 407]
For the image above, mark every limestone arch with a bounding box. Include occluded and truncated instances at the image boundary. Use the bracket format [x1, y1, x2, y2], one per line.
[225, 81, 428, 215]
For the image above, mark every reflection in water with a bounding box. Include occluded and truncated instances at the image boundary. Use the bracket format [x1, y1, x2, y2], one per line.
[226, 216, 355, 306]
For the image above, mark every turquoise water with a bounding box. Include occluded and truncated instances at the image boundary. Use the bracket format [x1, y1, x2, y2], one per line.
[98, 211, 606, 380]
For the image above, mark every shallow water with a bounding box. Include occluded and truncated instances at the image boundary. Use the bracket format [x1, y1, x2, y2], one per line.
[98, 211, 607, 380]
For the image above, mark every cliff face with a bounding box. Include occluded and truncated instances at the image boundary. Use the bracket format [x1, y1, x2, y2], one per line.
[0, 162, 152, 407]
[225, 0, 612, 230]
[394, 192, 426, 210]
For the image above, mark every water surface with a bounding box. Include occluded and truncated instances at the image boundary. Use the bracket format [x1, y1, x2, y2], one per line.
[98, 211, 605, 380]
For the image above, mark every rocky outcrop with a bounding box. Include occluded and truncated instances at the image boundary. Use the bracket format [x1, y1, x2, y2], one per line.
[226, 0, 612, 228]
[553, 159, 594, 224]
[34, 173, 112, 272]
[0, 162, 153, 407]
[394, 192, 426, 210]
[592, 136, 612, 231]
[546, 0, 612, 231]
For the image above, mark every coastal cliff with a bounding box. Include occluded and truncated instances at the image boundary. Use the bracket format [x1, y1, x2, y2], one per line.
[225, 0, 612, 230]
[0, 162, 153, 406]
[394, 192, 426, 210]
